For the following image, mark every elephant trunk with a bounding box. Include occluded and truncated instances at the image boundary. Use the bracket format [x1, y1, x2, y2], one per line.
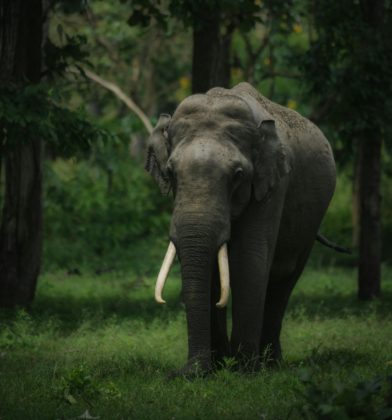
[176, 217, 220, 371]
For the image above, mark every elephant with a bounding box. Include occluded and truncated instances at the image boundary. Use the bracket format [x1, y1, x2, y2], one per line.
[145, 82, 336, 376]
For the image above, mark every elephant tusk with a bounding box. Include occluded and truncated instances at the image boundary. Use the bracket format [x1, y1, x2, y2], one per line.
[216, 243, 230, 308]
[155, 241, 176, 304]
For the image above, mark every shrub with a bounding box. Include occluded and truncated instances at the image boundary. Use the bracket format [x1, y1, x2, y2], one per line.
[43, 143, 171, 271]
[295, 366, 392, 419]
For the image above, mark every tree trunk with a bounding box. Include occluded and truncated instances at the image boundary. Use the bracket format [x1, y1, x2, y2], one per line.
[357, 0, 384, 300]
[358, 134, 382, 299]
[0, 0, 43, 308]
[352, 141, 361, 249]
[192, 13, 232, 94]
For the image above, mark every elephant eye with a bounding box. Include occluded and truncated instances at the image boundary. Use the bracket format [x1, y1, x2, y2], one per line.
[166, 163, 177, 196]
[234, 167, 244, 181]
[231, 167, 244, 189]
[163, 130, 172, 152]
[166, 163, 175, 182]
[166, 164, 173, 178]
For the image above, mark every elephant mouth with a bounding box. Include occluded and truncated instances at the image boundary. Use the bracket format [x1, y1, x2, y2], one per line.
[154, 241, 230, 308]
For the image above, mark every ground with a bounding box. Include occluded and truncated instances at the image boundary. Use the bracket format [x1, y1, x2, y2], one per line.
[0, 264, 391, 419]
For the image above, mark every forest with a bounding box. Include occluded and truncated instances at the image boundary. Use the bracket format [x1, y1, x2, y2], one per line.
[0, 0, 392, 419]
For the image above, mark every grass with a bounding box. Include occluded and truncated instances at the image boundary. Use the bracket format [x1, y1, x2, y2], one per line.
[1, 262, 391, 419]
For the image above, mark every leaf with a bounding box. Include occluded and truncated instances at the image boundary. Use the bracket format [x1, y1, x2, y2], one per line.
[64, 391, 77, 405]
[57, 24, 64, 41]
[379, 407, 392, 420]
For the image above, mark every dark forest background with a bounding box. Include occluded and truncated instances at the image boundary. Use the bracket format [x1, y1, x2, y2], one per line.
[1, 0, 391, 304]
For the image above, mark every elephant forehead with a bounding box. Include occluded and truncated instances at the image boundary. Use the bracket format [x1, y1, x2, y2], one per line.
[173, 93, 254, 123]
[170, 99, 257, 148]
[172, 138, 241, 171]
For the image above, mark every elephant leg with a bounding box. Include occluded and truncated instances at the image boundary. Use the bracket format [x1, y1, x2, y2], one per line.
[260, 185, 330, 365]
[260, 248, 312, 364]
[229, 191, 286, 371]
[229, 241, 269, 371]
[259, 285, 290, 363]
[210, 261, 230, 368]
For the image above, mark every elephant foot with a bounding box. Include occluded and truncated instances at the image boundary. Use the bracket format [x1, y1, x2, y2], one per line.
[231, 342, 261, 373]
[260, 340, 282, 367]
[234, 356, 261, 373]
[167, 359, 212, 380]
[211, 347, 231, 371]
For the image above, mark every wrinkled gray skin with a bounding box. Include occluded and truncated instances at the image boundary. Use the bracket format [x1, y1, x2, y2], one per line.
[146, 83, 336, 375]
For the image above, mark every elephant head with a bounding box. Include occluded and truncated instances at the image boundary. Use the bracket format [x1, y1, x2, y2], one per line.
[145, 86, 291, 373]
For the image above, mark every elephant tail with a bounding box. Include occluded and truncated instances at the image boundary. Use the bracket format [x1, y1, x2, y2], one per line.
[316, 233, 352, 254]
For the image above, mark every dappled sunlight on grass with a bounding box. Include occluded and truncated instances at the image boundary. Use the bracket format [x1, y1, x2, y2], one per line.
[30, 271, 183, 330]
[1, 266, 391, 419]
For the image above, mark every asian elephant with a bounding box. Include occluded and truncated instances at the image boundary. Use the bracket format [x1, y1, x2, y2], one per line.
[145, 82, 336, 376]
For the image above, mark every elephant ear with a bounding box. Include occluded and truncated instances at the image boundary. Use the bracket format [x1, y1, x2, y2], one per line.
[237, 90, 291, 202]
[253, 118, 291, 202]
[145, 113, 172, 195]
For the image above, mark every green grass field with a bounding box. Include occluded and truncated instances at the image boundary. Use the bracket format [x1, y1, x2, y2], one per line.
[1, 263, 391, 419]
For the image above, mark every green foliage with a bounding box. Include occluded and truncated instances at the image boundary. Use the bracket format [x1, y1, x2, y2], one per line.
[55, 363, 121, 406]
[302, 0, 392, 151]
[44, 33, 90, 77]
[0, 83, 109, 158]
[0, 309, 36, 350]
[314, 163, 392, 265]
[316, 173, 353, 259]
[382, 151, 392, 256]
[53, 0, 191, 120]
[0, 16, 111, 160]
[54, 0, 89, 14]
[296, 366, 392, 419]
[43, 144, 171, 271]
[0, 3, 108, 159]
[167, 0, 263, 30]
[126, 0, 296, 32]
[126, 0, 167, 28]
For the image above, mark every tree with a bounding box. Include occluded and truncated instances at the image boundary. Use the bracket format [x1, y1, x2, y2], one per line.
[0, 0, 107, 307]
[191, 9, 232, 93]
[356, 0, 389, 299]
[303, 0, 392, 299]
[168, 0, 290, 94]
[0, 0, 44, 307]
[125, 1, 232, 93]
[177, 1, 238, 94]
[126, 0, 270, 93]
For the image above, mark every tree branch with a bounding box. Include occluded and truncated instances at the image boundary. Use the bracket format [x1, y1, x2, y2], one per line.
[69, 67, 153, 134]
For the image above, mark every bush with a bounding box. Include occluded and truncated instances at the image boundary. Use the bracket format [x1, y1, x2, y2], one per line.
[295, 366, 392, 419]
[43, 142, 171, 271]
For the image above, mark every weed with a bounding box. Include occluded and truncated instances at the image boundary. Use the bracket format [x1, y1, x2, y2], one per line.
[54, 364, 121, 407]
[294, 366, 392, 419]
